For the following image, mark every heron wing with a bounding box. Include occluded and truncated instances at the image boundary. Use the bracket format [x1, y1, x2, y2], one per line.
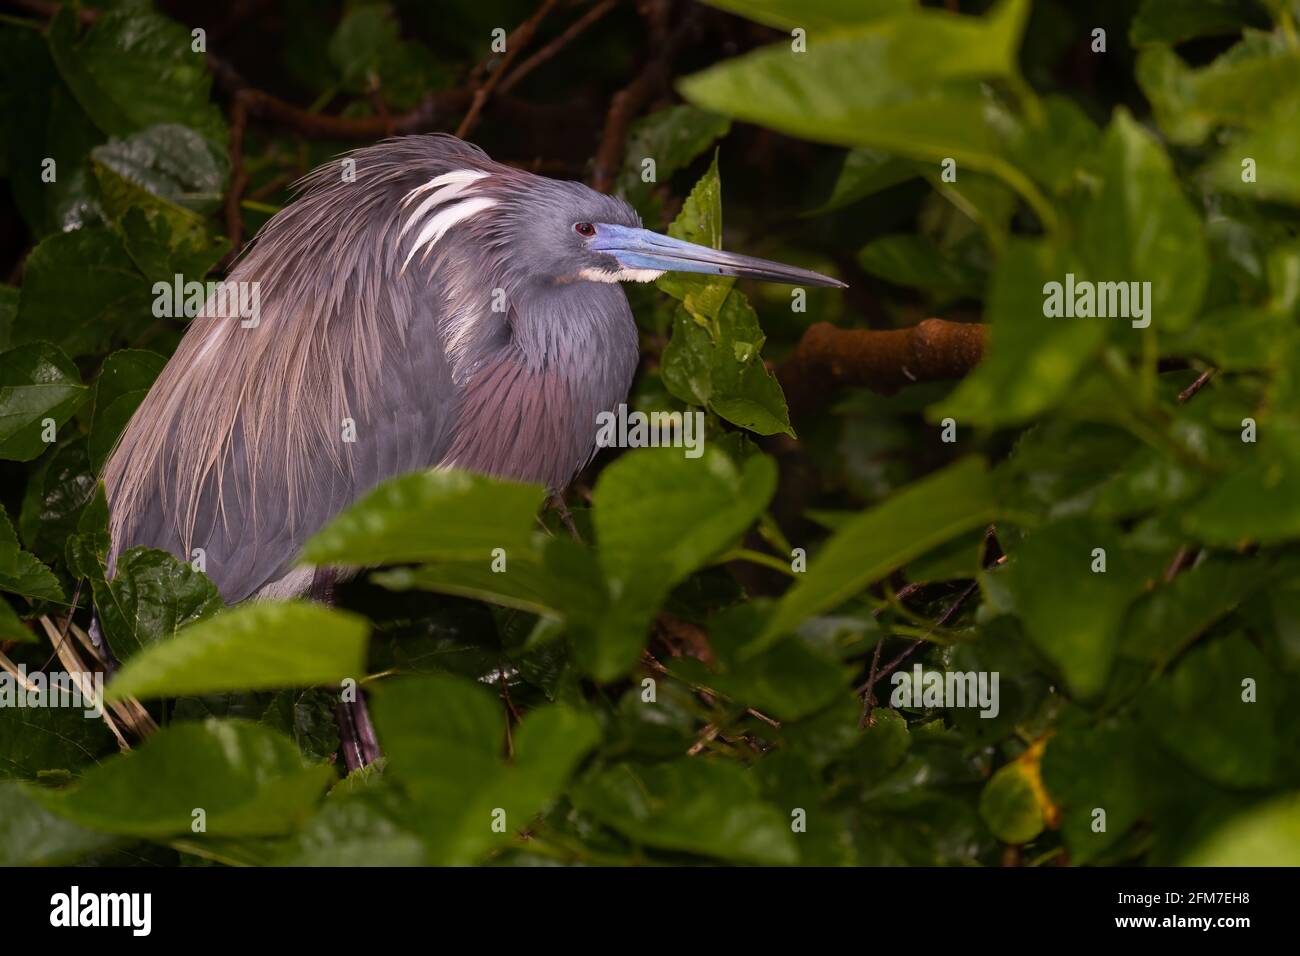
[102, 136, 503, 603]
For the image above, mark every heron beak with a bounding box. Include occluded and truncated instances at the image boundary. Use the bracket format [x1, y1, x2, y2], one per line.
[591, 224, 847, 288]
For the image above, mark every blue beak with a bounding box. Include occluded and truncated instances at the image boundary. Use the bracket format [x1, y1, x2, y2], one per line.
[589, 224, 847, 288]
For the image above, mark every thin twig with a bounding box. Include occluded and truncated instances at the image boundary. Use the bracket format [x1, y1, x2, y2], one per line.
[855, 552, 1005, 723]
[456, 0, 563, 139]
[499, 666, 519, 759]
[206, 55, 472, 140]
[37, 616, 130, 751]
[499, 0, 618, 95]
[1178, 367, 1215, 404]
[687, 722, 720, 755]
[3, 0, 96, 24]
[0, 649, 39, 692]
[40, 579, 82, 672]
[859, 635, 886, 728]
[1163, 545, 1200, 582]
[39, 616, 158, 738]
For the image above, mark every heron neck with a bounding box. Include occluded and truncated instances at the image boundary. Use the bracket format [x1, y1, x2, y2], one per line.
[509, 279, 639, 388]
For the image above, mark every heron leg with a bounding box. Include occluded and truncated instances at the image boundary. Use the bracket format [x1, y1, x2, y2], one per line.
[310, 567, 382, 770]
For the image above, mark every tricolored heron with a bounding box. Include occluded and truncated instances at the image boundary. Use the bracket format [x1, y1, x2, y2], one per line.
[100, 134, 844, 767]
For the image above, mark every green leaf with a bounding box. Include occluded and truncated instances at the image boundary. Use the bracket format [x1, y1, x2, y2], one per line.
[0, 597, 32, 642]
[35, 718, 332, 838]
[811, 148, 916, 213]
[327, 2, 448, 111]
[661, 293, 793, 435]
[106, 601, 370, 703]
[0, 341, 90, 461]
[979, 760, 1045, 845]
[572, 760, 798, 864]
[88, 349, 166, 472]
[1000, 517, 1164, 699]
[700, 603, 848, 720]
[655, 156, 796, 435]
[90, 122, 228, 214]
[656, 153, 732, 320]
[1130, 0, 1270, 46]
[48, 5, 226, 146]
[0, 697, 119, 779]
[697, 0, 912, 31]
[0, 22, 105, 237]
[0, 286, 17, 352]
[64, 481, 111, 581]
[1121, 555, 1263, 665]
[301, 469, 547, 566]
[1137, 41, 1300, 146]
[0, 505, 63, 603]
[857, 234, 985, 300]
[1042, 715, 1147, 863]
[617, 106, 731, 215]
[1176, 305, 1291, 370]
[274, 788, 427, 866]
[373, 557, 560, 618]
[1006, 95, 1102, 197]
[1183, 425, 1300, 545]
[919, 167, 1018, 243]
[89, 546, 224, 662]
[760, 457, 997, 646]
[12, 228, 153, 359]
[1077, 109, 1209, 334]
[1206, 94, 1300, 205]
[571, 448, 776, 680]
[1139, 634, 1280, 788]
[680, 0, 1031, 174]
[933, 240, 1104, 427]
[0, 781, 119, 865]
[1185, 794, 1300, 865]
[371, 674, 601, 864]
[594, 446, 777, 589]
[93, 155, 229, 281]
[19, 438, 95, 564]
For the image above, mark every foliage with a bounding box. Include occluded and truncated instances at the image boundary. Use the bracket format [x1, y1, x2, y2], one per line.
[0, 0, 1298, 868]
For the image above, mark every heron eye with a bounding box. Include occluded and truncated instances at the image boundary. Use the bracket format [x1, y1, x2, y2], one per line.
[574, 222, 596, 237]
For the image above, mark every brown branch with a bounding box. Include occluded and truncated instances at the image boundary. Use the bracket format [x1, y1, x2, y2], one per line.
[591, 2, 694, 192]
[1178, 367, 1215, 404]
[208, 56, 472, 140]
[778, 319, 986, 416]
[499, 0, 618, 95]
[3, 0, 97, 24]
[456, 0, 563, 139]
[855, 551, 1005, 726]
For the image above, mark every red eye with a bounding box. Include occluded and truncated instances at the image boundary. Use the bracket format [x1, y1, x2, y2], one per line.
[574, 222, 596, 237]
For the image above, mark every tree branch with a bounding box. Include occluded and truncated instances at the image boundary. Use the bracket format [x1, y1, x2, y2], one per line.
[591, 1, 695, 192]
[777, 319, 987, 415]
[498, 0, 618, 96]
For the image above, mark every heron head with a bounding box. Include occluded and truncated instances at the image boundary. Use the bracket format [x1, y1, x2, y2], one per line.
[512, 180, 845, 289]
